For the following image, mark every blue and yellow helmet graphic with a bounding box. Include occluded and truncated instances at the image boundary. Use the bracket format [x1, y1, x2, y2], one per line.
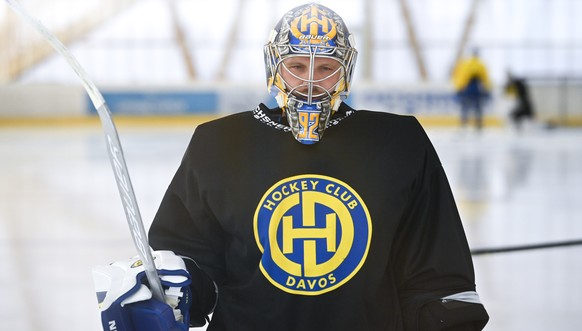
[264, 3, 357, 145]
[289, 4, 338, 49]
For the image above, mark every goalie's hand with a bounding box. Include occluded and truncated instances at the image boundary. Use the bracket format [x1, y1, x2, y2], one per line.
[92, 250, 192, 331]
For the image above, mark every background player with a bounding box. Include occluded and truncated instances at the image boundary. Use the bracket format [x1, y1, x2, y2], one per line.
[452, 48, 492, 131]
[504, 70, 535, 130]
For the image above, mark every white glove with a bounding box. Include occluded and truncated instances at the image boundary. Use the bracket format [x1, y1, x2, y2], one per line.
[92, 250, 192, 331]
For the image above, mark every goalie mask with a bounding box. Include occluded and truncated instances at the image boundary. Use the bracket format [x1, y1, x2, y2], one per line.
[264, 3, 357, 144]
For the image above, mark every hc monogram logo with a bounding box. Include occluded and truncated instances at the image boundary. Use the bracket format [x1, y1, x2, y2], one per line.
[290, 5, 337, 43]
[254, 175, 372, 295]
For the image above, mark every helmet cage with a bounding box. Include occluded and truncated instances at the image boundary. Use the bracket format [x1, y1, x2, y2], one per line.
[264, 43, 357, 111]
[279, 53, 344, 105]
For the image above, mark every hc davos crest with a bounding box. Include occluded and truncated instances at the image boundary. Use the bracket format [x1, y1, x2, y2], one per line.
[290, 5, 338, 47]
[254, 174, 372, 295]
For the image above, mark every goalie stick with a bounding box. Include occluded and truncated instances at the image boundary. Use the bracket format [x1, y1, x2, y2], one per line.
[4, 0, 165, 302]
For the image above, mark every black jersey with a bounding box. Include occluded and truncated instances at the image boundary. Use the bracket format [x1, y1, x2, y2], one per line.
[149, 103, 486, 330]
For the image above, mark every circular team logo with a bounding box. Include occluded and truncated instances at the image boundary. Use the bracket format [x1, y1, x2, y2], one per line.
[290, 6, 338, 46]
[254, 174, 372, 295]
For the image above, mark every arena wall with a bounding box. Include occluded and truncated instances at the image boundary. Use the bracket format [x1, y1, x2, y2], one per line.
[1, 82, 580, 126]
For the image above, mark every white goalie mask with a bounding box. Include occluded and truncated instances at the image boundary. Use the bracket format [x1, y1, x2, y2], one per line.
[264, 3, 357, 144]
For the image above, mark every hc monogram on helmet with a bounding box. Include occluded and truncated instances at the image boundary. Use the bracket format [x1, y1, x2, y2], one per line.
[264, 3, 358, 144]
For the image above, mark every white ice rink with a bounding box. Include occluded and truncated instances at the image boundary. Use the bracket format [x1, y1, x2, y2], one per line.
[1, 121, 581, 331]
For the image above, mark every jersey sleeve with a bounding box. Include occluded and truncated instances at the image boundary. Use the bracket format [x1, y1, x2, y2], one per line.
[148, 125, 224, 325]
[392, 119, 489, 330]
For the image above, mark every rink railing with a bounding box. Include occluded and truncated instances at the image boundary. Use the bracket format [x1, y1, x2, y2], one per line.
[1, 81, 581, 126]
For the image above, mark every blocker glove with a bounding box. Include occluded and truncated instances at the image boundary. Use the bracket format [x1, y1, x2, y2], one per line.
[92, 250, 192, 331]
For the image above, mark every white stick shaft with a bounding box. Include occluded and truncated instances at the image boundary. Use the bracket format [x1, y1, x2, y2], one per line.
[4, 0, 165, 302]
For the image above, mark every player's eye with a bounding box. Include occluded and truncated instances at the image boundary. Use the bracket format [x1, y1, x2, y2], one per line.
[288, 64, 306, 71]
